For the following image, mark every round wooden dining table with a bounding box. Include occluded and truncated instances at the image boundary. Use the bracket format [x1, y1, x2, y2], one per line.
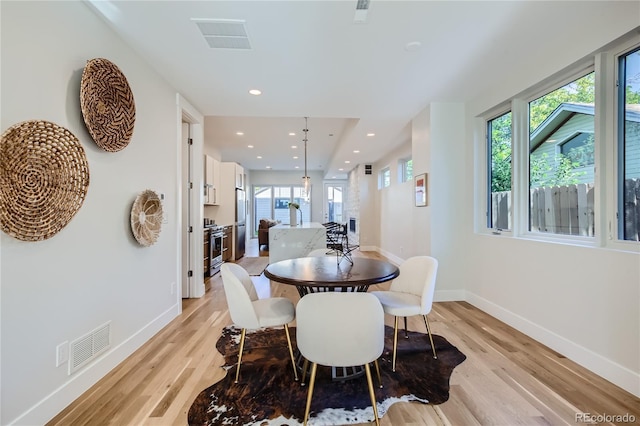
[264, 255, 399, 297]
[264, 255, 400, 381]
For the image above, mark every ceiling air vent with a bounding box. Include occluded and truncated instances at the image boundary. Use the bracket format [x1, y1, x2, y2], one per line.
[193, 19, 251, 50]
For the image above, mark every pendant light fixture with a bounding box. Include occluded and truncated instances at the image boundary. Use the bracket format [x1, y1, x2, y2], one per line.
[302, 117, 310, 201]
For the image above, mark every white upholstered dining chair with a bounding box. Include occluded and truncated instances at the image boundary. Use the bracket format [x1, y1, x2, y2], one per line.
[370, 256, 438, 372]
[296, 292, 385, 426]
[220, 263, 298, 383]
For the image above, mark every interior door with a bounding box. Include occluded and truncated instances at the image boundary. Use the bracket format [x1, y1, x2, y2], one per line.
[324, 183, 345, 224]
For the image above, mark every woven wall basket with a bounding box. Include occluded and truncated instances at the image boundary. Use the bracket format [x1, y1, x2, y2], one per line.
[0, 120, 90, 241]
[130, 189, 163, 247]
[80, 58, 135, 152]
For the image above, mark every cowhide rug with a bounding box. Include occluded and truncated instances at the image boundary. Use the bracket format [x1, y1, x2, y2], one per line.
[188, 325, 466, 425]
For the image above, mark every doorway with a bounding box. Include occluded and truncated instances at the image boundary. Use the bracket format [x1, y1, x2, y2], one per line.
[178, 95, 205, 299]
[181, 121, 192, 298]
[323, 183, 346, 224]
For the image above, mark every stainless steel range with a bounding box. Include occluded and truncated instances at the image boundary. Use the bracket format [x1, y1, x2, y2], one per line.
[206, 224, 224, 276]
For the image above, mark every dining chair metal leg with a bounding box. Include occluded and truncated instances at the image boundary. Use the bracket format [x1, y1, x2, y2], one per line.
[283, 324, 299, 381]
[235, 328, 247, 383]
[403, 316, 409, 338]
[373, 360, 383, 388]
[392, 316, 399, 372]
[423, 315, 437, 359]
[364, 363, 381, 426]
[303, 362, 318, 426]
[301, 358, 309, 385]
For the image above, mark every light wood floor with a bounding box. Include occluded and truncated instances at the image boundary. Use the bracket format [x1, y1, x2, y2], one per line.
[49, 241, 640, 425]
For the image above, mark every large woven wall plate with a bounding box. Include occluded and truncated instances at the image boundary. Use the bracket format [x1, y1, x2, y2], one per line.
[80, 58, 136, 152]
[0, 120, 90, 241]
[130, 190, 163, 247]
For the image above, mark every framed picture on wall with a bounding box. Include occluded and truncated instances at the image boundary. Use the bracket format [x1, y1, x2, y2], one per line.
[415, 173, 427, 207]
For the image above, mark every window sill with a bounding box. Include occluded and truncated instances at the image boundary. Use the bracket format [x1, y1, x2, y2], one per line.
[478, 229, 640, 253]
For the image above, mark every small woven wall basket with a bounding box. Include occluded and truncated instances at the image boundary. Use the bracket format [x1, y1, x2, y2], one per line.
[80, 58, 136, 152]
[130, 189, 163, 247]
[0, 120, 90, 241]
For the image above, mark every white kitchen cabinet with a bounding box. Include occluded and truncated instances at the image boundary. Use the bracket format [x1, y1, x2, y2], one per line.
[235, 163, 244, 190]
[204, 155, 220, 205]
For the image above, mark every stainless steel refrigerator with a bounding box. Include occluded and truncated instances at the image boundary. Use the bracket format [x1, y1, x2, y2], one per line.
[235, 188, 246, 259]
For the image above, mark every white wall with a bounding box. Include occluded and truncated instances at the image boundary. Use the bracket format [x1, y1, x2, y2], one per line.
[375, 142, 413, 261]
[1, 2, 185, 423]
[372, 7, 640, 398]
[429, 103, 469, 300]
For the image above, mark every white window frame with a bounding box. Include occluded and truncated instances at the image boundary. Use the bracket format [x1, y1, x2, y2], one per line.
[398, 158, 413, 183]
[612, 40, 640, 250]
[477, 31, 640, 252]
[379, 167, 391, 189]
[485, 109, 513, 233]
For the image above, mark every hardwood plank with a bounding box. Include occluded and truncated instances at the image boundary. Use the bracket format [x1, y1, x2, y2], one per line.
[47, 243, 640, 426]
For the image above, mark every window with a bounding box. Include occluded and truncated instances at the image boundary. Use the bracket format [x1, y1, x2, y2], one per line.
[487, 111, 512, 230]
[481, 33, 639, 248]
[529, 72, 595, 237]
[399, 158, 413, 182]
[252, 185, 311, 235]
[560, 132, 594, 167]
[618, 46, 640, 241]
[379, 167, 390, 188]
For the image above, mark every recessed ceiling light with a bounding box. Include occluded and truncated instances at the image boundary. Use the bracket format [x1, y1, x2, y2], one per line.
[257, 155, 262, 159]
[293, 156, 298, 159]
[345, 160, 351, 164]
[295, 166, 299, 169]
[249, 89, 261, 95]
[291, 145, 297, 149]
[405, 41, 422, 52]
[289, 132, 296, 136]
[339, 168, 344, 171]
[266, 165, 272, 169]
[367, 133, 375, 137]
[353, 150, 360, 153]
[247, 145, 254, 148]
[236, 132, 244, 136]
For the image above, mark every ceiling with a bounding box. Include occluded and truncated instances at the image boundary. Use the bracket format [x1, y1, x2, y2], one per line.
[85, 0, 623, 179]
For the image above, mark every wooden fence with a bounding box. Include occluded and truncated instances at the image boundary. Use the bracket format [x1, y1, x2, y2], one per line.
[490, 178, 640, 241]
[530, 183, 595, 236]
[623, 178, 640, 241]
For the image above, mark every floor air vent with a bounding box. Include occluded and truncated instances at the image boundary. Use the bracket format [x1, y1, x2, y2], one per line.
[69, 321, 111, 374]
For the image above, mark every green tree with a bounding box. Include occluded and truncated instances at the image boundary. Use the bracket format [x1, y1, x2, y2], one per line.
[529, 73, 595, 132]
[530, 153, 585, 187]
[490, 113, 512, 192]
[491, 72, 640, 191]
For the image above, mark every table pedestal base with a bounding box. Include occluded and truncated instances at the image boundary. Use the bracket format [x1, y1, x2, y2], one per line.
[296, 352, 366, 382]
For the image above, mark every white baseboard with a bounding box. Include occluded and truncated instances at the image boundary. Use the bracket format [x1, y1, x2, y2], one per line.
[371, 247, 403, 265]
[9, 302, 182, 426]
[465, 291, 640, 398]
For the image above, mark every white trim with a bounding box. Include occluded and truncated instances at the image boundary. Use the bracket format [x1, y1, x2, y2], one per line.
[374, 246, 402, 265]
[8, 303, 181, 426]
[465, 291, 640, 398]
[177, 94, 205, 298]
